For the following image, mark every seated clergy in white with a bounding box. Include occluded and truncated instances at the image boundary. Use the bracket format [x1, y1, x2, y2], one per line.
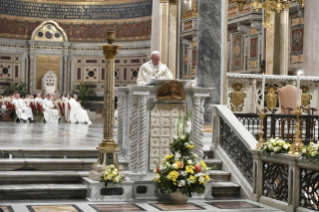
[34, 93, 43, 104]
[69, 94, 92, 125]
[43, 94, 60, 123]
[136, 51, 174, 86]
[12, 92, 33, 122]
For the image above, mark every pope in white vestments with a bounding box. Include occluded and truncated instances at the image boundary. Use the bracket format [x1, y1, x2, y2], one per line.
[43, 94, 60, 123]
[69, 94, 92, 125]
[137, 51, 173, 86]
[12, 93, 33, 122]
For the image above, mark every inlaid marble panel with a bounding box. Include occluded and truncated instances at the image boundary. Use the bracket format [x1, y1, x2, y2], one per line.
[149, 103, 186, 170]
[206, 201, 261, 209]
[149, 203, 204, 211]
[89, 204, 145, 212]
[0, 206, 14, 212]
[27, 204, 83, 212]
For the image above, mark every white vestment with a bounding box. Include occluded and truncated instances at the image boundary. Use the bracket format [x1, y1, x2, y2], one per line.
[12, 98, 33, 120]
[43, 98, 60, 123]
[34, 97, 43, 105]
[69, 98, 92, 124]
[136, 61, 174, 86]
[64, 100, 71, 122]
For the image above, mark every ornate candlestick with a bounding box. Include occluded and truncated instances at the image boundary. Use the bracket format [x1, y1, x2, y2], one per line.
[89, 31, 122, 181]
[256, 110, 266, 149]
[289, 106, 303, 156]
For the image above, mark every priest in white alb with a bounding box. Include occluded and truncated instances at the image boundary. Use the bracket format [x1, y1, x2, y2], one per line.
[69, 94, 92, 125]
[136, 51, 174, 85]
[43, 94, 60, 123]
[12, 92, 33, 122]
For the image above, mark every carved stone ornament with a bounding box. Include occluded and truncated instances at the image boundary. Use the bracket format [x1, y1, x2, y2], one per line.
[101, 45, 121, 60]
[156, 80, 185, 100]
[265, 85, 278, 111]
[301, 85, 311, 108]
[229, 83, 246, 112]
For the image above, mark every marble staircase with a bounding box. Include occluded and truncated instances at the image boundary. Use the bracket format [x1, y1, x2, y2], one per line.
[0, 148, 240, 200]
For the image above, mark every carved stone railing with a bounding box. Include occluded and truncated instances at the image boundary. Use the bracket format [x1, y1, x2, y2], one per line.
[213, 104, 319, 211]
[212, 104, 256, 198]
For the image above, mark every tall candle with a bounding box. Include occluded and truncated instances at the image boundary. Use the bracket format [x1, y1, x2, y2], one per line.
[261, 74, 265, 110]
[297, 72, 300, 107]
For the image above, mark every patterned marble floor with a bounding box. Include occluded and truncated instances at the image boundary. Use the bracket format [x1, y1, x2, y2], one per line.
[0, 200, 284, 212]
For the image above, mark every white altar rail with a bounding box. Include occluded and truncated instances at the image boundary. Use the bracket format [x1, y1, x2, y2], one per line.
[226, 73, 319, 114]
[116, 85, 213, 179]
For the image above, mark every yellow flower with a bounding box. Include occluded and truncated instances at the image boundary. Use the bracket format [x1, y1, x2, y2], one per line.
[188, 175, 196, 183]
[187, 144, 195, 149]
[205, 175, 210, 181]
[104, 176, 107, 181]
[186, 165, 194, 174]
[273, 142, 277, 146]
[165, 154, 174, 160]
[168, 171, 179, 182]
[200, 161, 207, 169]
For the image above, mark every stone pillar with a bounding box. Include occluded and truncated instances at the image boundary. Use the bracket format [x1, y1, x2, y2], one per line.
[117, 96, 124, 155]
[251, 79, 257, 113]
[280, 5, 290, 75]
[237, 25, 249, 71]
[265, 12, 275, 75]
[251, 21, 263, 70]
[89, 32, 122, 181]
[151, 0, 162, 53]
[63, 56, 68, 93]
[197, 0, 227, 123]
[192, 96, 205, 159]
[29, 54, 34, 93]
[303, 0, 319, 76]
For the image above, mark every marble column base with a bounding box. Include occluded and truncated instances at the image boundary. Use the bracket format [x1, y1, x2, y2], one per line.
[89, 165, 104, 181]
[83, 177, 134, 201]
[204, 180, 214, 200]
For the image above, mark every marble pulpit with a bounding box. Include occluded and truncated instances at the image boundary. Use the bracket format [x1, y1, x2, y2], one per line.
[115, 83, 213, 180]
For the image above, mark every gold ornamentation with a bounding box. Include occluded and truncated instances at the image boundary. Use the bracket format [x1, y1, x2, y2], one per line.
[251, 0, 292, 30]
[233, 0, 248, 11]
[289, 106, 303, 156]
[160, 0, 177, 4]
[182, 3, 198, 20]
[256, 110, 266, 149]
[265, 85, 278, 111]
[301, 85, 311, 109]
[156, 80, 186, 100]
[229, 83, 246, 112]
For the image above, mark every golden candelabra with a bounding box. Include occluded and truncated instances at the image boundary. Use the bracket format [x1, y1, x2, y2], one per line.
[256, 110, 267, 149]
[288, 106, 304, 156]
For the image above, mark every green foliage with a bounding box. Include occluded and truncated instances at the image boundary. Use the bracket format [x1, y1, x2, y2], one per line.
[152, 111, 215, 197]
[3, 79, 30, 96]
[259, 138, 291, 155]
[72, 81, 96, 105]
[299, 142, 319, 163]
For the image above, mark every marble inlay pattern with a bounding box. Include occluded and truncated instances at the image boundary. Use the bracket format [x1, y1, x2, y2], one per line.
[0, 206, 14, 212]
[89, 204, 146, 212]
[206, 201, 261, 209]
[149, 203, 204, 211]
[26, 205, 83, 212]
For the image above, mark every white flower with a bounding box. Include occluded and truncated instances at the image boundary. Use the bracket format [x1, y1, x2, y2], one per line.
[114, 176, 120, 182]
[107, 175, 112, 180]
[109, 164, 115, 169]
[153, 169, 157, 173]
[180, 135, 186, 140]
[174, 152, 181, 161]
[268, 144, 273, 150]
[178, 180, 186, 187]
[180, 171, 188, 176]
[185, 121, 192, 133]
[312, 151, 318, 157]
[161, 158, 167, 163]
[270, 138, 275, 143]
[173, 135, 178, 140]
[302, 149, 307, 154]
[187, 160, 193, 165]
[314, 145, 319, 151]
[160, 165, 167, 171]
[172, 163, 178, 169]
[283, 144, 289, 150]
[166, 162, 171, 167]
[193, 153, 198, 158]
[198, 176, 205, 183]
[275, 137, 280, 141]
[112, 170, 118, 175]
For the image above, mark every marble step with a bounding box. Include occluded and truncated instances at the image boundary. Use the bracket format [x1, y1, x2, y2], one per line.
[203, 159, 222, 170]
[0, 171, 89, 184]
[0, 148, 98, 158]
[0, 158, 129, 171]
[207, 170, 230, 182]
[211, 181, 241, 197]
[0, 184, 87, 200]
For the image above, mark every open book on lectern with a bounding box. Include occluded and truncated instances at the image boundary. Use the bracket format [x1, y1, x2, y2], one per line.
[145, 78, 193, 87]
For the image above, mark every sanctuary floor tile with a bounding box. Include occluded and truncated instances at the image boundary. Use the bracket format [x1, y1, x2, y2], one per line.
[26, 204, 83, 212]
[206, 201, 261, 209]
[149, 203, 204, 211]
[0, 206, 14, 212]
[89, 204, 146, 212]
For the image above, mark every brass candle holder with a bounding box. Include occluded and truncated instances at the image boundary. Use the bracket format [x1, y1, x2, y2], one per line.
[256, 109, 267, 149]
[288, 106, 303, 156]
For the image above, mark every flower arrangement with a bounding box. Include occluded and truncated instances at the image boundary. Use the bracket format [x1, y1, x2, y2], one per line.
[100, 165, 125, 187]
[300, 142, 319, 163]
[259, 137, 291, 155]
[152, 111, 214, 197]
